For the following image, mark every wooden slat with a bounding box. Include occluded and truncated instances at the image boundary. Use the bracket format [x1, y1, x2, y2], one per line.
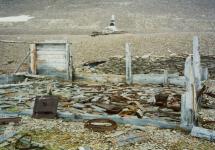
[36, 43, 65, 51]
[37, 59, 66, 63]
[30, 44, 37, 75]
[37, 51, 66, 55]
[37, 55, 66, 60]
[37, 62, 66, 69]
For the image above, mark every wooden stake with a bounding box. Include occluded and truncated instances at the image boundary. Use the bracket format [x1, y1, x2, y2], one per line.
[125, 43, 132, 84]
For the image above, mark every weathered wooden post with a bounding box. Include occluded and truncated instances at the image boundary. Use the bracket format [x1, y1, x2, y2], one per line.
[180, 55, 196, 130]
[66, 42, 71, 80]
[192, 36, 202, 90]
[30, 44, 37, 75]
[125, 43, 132, 84]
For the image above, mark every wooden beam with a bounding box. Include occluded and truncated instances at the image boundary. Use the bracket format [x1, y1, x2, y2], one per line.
[0, 110, 178, 129]
[30, 44, 37, 75]
[191, 126, 215, 141]
[14, 51, 30, 73]
[125, 43, 132, 84]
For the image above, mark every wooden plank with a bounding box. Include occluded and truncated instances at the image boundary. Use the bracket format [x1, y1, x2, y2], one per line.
[37, 59, 66, 64]
[36, 43, 65, 50]
[0, 110, 178, 129]
[125, 43, 132, 84]
[35, 40, 68, 44]
[76, 73, 186, 86]
[37, 64, 66, 71]
[30, 44, 37, 75]
[37, 54, 66, 60]
[191, 126, 215, 141]
[37, 51, 66, 56]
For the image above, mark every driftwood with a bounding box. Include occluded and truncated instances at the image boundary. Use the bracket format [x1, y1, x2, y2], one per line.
[191, 126, 215, 141]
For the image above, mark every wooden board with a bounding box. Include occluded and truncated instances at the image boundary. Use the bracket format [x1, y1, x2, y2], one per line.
[30, 41, 72, 79]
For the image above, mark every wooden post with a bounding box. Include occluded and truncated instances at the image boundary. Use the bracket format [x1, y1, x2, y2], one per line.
[30, 44, 37, 75]
[125, 43, 132, 84]
[163, 70, 168, 85]
[181, 56, 197, 130]
[66, 42, 71, 80]
[192, 36, 201, 90]
[69, 43, 73, 81]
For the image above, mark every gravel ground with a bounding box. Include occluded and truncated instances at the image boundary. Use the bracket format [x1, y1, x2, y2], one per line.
[1, 117, 214, 150]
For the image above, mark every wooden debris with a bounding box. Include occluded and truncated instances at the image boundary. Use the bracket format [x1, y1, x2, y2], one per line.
[0, 82, 33, 89]
[0, 117, 21, 125]
[191, 126, 215, 141]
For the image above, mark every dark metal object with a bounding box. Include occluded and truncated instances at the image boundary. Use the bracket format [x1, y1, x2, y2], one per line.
[84, 118, 117, 132]
[0, 117, 21, 125]
[95, 103, 122, 114]
[32, 96, 58, 119]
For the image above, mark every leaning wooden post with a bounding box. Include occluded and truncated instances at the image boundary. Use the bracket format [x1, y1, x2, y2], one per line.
[125, 43, 132, 84]
[180, 55, 197, 130]
[30, 44, 37, 75]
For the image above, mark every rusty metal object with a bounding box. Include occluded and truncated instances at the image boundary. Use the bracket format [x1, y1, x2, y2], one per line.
[95, 103, 122, 114]
[84, 119, 117, 132]
[0, 117, 21, 125]
[155, 93, 168, 107]
[32, 95, 58, 119]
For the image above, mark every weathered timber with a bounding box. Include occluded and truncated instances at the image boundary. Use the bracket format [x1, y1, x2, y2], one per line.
[192, 36, 201, 91]
[0, 82, 33, 89]
[14, 51, 30, 73]
[180, 56, 196, 130]
[191, 126, 215, 141]
[76, 73, 186, 86]
[30, 44, 37, 75]
[0, 110, 178, 129]
[0, 74, 25, 84]
[30, 41, 72, 79]
[125, 43, 132, 84]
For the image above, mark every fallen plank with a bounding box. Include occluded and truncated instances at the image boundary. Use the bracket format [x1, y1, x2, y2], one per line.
[191, 126, 215, 141]
[0, 117, 21, 125]
[0, 131, 17, 143]
[0, 110, 178, 129]
[0, 82, 33, 89]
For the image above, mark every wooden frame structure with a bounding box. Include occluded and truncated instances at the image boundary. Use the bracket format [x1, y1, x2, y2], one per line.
[30, 40, 72, 80]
